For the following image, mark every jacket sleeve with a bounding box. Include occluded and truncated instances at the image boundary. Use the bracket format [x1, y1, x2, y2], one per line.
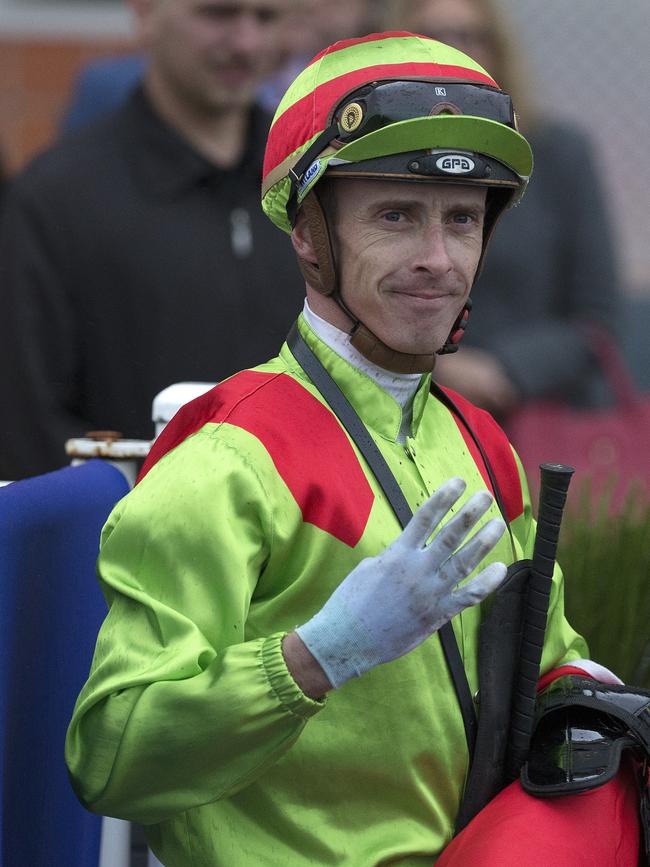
[0, 178, 93, 479]
[65, 433, 324, 825]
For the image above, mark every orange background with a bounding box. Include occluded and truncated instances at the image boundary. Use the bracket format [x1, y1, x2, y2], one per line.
[0, 38, 131, 175]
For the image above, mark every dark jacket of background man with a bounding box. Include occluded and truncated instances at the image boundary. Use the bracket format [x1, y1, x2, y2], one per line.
[0, 88, 304, 480]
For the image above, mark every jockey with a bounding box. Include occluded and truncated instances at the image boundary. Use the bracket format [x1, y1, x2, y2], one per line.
[67, 30, 647, 865]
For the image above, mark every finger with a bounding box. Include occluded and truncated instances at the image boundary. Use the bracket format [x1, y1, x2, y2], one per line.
[437, 517, 507, 587]
[423, 489, 495, 569]
[448, 561, 508, 613]
[400, 477, 466, 549]
[424, 562, 507, 633]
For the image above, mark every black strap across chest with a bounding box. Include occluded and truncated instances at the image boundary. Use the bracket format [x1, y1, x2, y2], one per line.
[287, 323, 516, 763]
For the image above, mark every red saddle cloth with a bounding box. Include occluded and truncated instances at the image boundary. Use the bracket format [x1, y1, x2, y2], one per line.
[437, 758, 640, 866]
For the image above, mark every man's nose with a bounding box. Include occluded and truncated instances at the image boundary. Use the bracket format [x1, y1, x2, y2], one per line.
[413, 225, 454, 275]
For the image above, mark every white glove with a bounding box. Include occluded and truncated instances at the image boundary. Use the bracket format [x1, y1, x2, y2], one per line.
[296, 477, 507, 688]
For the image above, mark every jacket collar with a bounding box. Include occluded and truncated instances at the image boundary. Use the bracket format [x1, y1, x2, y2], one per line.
[280, 315, 432, 442]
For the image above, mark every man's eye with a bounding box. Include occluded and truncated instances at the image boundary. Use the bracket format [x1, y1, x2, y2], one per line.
[453, 214, 472, 224]
[382, 211, 403, 223]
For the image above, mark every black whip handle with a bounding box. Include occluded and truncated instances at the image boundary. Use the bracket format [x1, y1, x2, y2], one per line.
[505, 463, 574, 781]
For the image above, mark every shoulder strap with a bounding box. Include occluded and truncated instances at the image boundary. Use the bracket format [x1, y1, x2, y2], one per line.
[287, 323, 480, 761]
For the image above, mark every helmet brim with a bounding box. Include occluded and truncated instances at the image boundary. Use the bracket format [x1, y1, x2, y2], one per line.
[263, 114, 532, 234]
[334, 114, 532, 177]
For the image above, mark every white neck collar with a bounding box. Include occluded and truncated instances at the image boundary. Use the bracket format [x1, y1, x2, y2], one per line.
[302, 300, 423, 441]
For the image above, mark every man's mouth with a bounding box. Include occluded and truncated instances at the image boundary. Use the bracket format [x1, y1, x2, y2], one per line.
[390, 288, 452, 301]
[211, 61, 257, 84]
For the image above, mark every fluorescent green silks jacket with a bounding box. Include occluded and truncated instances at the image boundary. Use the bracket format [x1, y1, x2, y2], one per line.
[66, 316, 587, 866]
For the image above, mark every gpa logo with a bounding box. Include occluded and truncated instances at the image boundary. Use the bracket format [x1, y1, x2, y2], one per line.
[300, 160, 322, 192]
[436, 154, 476, 175]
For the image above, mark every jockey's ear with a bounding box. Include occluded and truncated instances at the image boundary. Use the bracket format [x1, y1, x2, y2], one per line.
[290, 209, 318, 267]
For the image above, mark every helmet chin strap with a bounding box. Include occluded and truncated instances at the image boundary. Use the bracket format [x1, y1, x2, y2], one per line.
[298, 190, 471, 375]
[336, 292, 440, 375]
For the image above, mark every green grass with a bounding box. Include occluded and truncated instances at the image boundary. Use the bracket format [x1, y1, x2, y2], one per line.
[558, 485, 650, 687]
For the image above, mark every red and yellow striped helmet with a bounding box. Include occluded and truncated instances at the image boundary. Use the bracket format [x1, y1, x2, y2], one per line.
[262, 31, 533, 234]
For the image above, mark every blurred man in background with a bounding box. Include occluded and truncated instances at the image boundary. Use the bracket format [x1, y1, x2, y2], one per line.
[0, 0, 305, 480]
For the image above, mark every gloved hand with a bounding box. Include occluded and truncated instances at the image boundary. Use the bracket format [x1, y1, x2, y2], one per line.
[296, 477, 507, 688]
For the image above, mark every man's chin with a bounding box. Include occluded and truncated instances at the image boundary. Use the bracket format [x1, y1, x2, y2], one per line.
[195, 78, 259, 112]
[206, 90, 255, 111]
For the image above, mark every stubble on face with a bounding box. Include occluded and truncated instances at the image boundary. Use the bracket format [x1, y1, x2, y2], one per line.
[330, 179, 486, 355]
[144, 0, 289, 114]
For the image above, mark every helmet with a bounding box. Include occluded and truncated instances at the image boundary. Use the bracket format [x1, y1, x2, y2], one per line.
[261, 31, 533, 372]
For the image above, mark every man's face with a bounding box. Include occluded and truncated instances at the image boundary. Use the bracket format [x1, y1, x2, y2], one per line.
[329, 179, 486, 355]
[134, 0, 288, 111]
